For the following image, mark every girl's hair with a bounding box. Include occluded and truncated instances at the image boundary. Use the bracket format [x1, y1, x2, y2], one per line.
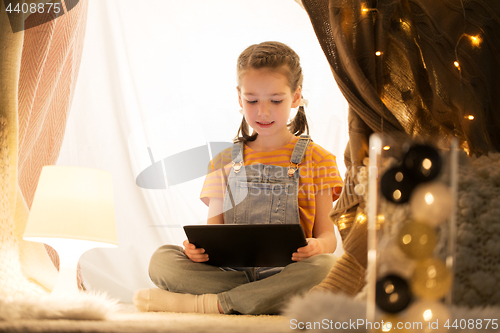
[235, 41, 309, 143]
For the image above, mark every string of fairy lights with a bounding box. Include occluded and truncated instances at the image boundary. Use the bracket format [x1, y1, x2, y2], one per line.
[361, 0, 481, 127]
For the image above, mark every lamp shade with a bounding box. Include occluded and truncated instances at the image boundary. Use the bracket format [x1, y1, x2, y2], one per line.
[24, 166, 118, 246]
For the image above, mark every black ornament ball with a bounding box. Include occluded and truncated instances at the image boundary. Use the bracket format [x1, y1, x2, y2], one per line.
[381, 166, 416, 204]
[375, 274, 413, 313]
[402, 144, 442, 183]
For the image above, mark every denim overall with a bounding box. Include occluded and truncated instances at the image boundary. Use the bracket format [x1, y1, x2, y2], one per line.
[147, 135, 337, 314]
[220, 135, 311, 278]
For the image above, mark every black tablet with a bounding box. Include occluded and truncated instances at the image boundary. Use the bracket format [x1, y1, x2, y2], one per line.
[183, 224, 308, 267]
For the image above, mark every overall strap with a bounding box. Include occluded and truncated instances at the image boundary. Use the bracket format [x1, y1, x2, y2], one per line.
[231, 139, 244, 173]
[290, 135, 311, 164]
[224, 139, 245, 209]
[288, 135, 311, 177]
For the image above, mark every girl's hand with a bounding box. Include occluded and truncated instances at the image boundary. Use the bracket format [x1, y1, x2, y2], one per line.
[183, 239, 209, 262]
[292, 238, 324, 261]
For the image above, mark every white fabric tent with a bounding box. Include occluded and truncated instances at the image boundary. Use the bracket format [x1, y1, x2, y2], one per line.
[57, 0, 348, 302]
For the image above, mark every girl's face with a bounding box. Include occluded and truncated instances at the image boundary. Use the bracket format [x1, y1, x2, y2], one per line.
[238, 68, 301, 142]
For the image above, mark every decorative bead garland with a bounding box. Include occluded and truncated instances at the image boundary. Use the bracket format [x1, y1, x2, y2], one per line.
[360, 143, 455, 331]
[358, 143, 500, 332]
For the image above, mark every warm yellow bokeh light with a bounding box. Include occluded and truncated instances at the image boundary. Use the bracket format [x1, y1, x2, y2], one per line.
[469, 34, 482, 47]
[427, 266, 437, 278]
[423, 309, 433, 321]
[422, 158, 432, 170]
[356, 212, 367, 224]
[424, 192, 434, 205]
[402, 234, 412, 245]
[393, 190, 402, 200]
[395, 172, 404, 182]
[419, 234, 428, 245]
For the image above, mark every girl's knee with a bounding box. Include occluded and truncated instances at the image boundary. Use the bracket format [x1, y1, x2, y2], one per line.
[148, 245, 185, 288]
[150, 245, 184, 266]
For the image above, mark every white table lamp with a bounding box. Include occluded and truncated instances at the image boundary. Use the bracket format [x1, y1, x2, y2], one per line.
[23, 166, 118, 296]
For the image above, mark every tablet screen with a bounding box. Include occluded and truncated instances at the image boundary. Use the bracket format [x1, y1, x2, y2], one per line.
[184, 224, 307, 267]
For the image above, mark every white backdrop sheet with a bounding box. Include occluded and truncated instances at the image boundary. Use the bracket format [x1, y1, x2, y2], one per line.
[57, 0, 349, 302]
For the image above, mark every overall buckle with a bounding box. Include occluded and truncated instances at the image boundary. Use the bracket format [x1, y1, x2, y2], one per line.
[288, 163, 299, 177]
[232, 161, 243, 173]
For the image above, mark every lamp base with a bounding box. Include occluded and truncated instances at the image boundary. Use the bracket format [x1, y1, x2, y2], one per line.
[23, 239, 116, 296]
[49, 240, 93, 296]
[52, 261, 80, 296]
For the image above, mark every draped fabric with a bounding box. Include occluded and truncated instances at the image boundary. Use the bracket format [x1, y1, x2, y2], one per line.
[299, 0, 500, 302]
[18, 1, 89, 209]
[302, 0, 500, 219]
[0, 0, 88, 296]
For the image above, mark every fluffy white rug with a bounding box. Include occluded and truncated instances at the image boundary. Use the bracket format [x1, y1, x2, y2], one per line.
[284, 291, 500, 333]
[0, 303, 291, 333]
[0, 292, 119, 321]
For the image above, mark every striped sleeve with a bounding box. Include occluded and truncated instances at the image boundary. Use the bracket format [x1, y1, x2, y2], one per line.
[200, 147, 232, 206]
[311, 144, 344, 202]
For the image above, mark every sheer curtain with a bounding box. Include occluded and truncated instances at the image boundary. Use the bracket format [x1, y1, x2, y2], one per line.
[0, 0, 88, 297]
[57, 0, 348, 302]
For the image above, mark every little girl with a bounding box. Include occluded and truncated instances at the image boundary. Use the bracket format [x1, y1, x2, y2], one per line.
[133, 41, 343, 315]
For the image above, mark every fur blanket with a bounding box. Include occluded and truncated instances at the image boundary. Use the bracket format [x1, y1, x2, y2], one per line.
[0, 292, 119, 321]
[284, 292, 500, 333]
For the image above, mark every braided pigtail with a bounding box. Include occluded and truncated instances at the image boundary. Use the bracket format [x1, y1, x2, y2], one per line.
[288, 99, 309, 136]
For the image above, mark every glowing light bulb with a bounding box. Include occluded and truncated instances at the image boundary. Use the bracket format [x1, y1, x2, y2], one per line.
[383, 145, 391, 150]
[469, 35, 482, 47]
[466, 115, 474, 120]
[410, 183, 452, 227]
[411, 258, 452, 300]
[454, 61, 460, 69]
[397, 221, 437, 259]
[376, 51, 382, 56]
[356, 211, 367, 224]
[361, 5, 377, 13]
